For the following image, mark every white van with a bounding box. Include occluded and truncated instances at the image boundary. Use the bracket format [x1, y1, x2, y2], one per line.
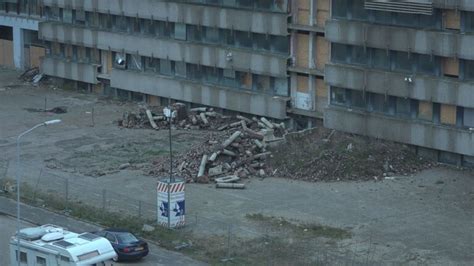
[9, 224, 117, 266]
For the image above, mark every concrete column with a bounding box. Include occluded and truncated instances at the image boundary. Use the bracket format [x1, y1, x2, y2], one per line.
[13, 27, 24, 69]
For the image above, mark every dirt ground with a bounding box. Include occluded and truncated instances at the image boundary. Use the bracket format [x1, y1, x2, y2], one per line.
[1, 67, 473, 265]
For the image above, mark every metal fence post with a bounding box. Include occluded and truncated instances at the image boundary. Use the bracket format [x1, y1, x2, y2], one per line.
[64, 178, 69, 203]
[138, 200, 142, 218]
[102, 189, 106, 211]
[64, 178, 69, 209]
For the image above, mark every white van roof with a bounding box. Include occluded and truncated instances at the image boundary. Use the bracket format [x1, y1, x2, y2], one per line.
[11, 224, 116, 264]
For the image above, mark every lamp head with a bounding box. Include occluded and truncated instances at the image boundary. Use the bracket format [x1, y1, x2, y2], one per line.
[44, 119, 62, 126]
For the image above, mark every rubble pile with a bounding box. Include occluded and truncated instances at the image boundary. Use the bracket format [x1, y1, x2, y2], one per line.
[118, 104, 236, 130]
[141, 105, 288, 184]
[266, 128, 434, 182]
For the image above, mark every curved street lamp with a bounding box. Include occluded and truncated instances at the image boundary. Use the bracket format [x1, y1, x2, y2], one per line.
[15, 119, 61, 266]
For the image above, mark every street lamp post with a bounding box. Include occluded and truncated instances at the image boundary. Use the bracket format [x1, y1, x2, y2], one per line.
[16, 119, 61, 266]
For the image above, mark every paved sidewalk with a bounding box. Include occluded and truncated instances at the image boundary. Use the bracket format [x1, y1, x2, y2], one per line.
[0, 196, 206, 266]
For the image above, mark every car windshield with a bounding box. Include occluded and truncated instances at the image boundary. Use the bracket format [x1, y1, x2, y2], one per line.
[115, 232, 139, 243]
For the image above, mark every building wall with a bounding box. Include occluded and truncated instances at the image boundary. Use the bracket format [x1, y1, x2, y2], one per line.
[0, 1, 42, 69]
[288, 0, 330, 118]
[39, 0, 290, 119]
[324, 0, 474, 160]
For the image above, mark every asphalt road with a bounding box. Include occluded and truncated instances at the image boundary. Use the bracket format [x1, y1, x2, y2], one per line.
[0, 196, 205, 266]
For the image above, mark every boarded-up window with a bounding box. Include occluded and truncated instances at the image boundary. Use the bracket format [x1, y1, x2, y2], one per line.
[444, 10, 460, 30]
[440, 104, 457, 125]
[316, 0, 330, 26]
[296, 0, 310, 25]
[29, 46, 45, 68]
[296, 74, 309, 92]
[315, 36, 329, 70]
[418, 101, 433, 121]
[0, 39, 14, 67]
[296, 33, 309, 68]
[443, 57, 459, 77]
[240, 72, 252, 89]
[316, 78, 327, 98]
[295, 74, 311, 110]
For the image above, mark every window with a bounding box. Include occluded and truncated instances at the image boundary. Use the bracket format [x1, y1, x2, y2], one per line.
[351, 46, 368, 65]
[175, 61, 187, 77]
[332, 0, 348, 18]
[113, 15, 128, 32]
[462, 11, 474, 33]
[370, 48, 390, 70]
[105, 233, 117, 243]
[331, 43, 348, 63]
[203, 27, 219, 43]
[349, 90, 366, 109]
[186, 25, 202, 42]
[368, 93, 386, 113]
[16, 251, 27, 263]
[126, 54, 143, 71]
[74, 10, 86, 25]
[271, 35, 289, 54]
[175, 23, 187, 40]
[62, 9, 73, 23]
[159, 59, 173, 76]
[254, 34, 271, 51]
[145, 58, 159, 72]
[463, 60, 474, 80]
[417, 54, 438, 75]
[36, 256, 47, 266]
[330, 87, 347, 105]
[351, 0, 368, 20]
[464, 108, 474, 128]
[396, 98, 411, 118]
[235, 31, 252, 48]
[393, 51, 413, 73]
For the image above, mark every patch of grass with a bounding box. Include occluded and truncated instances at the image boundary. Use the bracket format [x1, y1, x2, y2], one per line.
[246, 213, 351, 240]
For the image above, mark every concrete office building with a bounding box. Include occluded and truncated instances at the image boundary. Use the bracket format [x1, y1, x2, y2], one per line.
[38, 0, 291, 119]
[0, 0, 45, 69]
[324, 0, 474, 165]
[3, 1, 472, 165]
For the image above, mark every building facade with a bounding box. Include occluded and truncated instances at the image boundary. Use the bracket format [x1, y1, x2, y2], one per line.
[0, 0, 44, 69]
[324, 0, 474, 165]
[1, 0, 473, 165]
[38, 0, 291, 119]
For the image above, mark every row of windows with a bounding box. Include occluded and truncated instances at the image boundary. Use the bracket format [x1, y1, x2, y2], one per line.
[46, 42, 288, 97]
[332, 0, 474, 32]
[114, 53, 288, 96]
[43, 7, 289, 55]
[330, 87, 474, 129]
[0, 0, 41, 16]
[331, 43, 474, 80]
[174, 0, 285, 12]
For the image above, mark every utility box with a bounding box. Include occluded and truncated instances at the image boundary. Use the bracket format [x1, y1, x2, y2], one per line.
[157, 178, 185, 228]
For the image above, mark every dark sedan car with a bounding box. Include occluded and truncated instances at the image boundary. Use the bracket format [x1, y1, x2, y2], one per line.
[94, 228, 149, 262]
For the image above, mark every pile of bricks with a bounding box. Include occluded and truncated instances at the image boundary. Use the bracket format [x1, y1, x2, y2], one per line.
[144, 105, 288, 185]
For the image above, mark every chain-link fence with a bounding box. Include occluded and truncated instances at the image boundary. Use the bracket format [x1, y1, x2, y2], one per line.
[0, 167, 384, 265]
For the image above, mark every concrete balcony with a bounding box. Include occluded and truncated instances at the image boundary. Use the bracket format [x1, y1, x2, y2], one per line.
[325, 19, 474, 60]
[433, 0, 474, 11]
[41, 57, 99, 84]
[324, 107, 474, 156]
[110, 69, 289, 119]
[325, 63, 474, 108]
[39, 22, 288, 77]
[41, 0, 287, 35]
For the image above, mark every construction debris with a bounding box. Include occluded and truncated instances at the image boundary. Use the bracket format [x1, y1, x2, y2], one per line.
[266, 127, 434, 182]
[142, 104, 290, 184]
